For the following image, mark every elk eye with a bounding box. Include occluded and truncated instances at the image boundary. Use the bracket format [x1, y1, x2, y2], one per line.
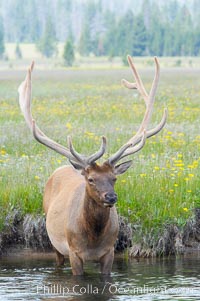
[88, 177, 95, 185]
[112, 177, 117, 183]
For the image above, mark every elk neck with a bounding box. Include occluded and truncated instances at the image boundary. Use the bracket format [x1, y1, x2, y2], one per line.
[82, 191, 111, 242]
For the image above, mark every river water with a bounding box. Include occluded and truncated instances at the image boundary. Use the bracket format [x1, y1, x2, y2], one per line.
[0, 251, 199, 301]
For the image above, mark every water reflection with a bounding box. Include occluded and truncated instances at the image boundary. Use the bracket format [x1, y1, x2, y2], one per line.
[0, 251, 199, 301]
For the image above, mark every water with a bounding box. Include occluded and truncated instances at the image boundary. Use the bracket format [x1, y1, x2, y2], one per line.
[0, 251, 199, 301]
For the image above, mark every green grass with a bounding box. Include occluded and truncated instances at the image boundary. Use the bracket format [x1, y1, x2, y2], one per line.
[0, 61, 199, 244]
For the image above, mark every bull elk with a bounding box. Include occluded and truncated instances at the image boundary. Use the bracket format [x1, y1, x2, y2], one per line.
[18, 56, 167, 275]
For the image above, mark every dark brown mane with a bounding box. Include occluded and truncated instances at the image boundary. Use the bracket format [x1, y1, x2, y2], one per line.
[82, 196, 110, 243]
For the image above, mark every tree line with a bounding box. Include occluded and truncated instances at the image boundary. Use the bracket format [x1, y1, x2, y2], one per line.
[0, 0, 200, 63]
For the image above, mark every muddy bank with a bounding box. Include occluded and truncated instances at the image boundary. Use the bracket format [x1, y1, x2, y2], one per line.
[129, 209, 200, 257]
[0, 209, 200, 257]
[0, 212, 132, 255]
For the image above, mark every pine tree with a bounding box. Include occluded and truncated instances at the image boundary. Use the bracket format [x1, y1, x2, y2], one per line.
[37, 17, 57, 58]
[0, 17, 5, 59]
[163, 26, 173, 56]
[132, 14, 147, 56]
[147, 4, 164, 56]
[104, 12, 117, 57]
[78, 22, 91, 56]
[63, 39, 75, 66]
[15, 43, 22, 59]
[116, 11, 134, 56]
[194, 23, 200, 56]
[78, 2, 98, 56]
[148, 19, 164, 56]
[180, 5, 194, 55]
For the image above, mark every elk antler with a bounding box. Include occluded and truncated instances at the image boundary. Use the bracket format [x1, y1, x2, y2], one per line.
[107, 55, 167, 166]
[18, 62, 106, 168]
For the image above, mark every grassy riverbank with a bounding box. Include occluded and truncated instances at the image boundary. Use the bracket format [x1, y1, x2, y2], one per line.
[0, 59, 199, 247]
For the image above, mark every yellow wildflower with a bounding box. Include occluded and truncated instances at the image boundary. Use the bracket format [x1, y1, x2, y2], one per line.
[0, 149, 6, 155]
[66, 122, 72, 130]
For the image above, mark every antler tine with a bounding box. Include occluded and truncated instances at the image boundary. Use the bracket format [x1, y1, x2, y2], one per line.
[107, 143, 132, 166]
[107, 56, 167, 166]
[128, 55, 160, 144]
[30, 61, 34, 72]
[108, 131, 146, 166]
[18, 62, 106, 166]
[18, 62, 34, 131]
[67, 136, 86, 163]
[122, 55, 149, 105]
[149, 57, 160, 105]
[67, 136, 107, 167]
[87, 136, 107, 164]
[145, 108, 167, 139]
[121, 130, 146, 159]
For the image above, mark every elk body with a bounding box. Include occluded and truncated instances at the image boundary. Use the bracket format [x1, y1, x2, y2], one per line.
[18, 56, 167, 275]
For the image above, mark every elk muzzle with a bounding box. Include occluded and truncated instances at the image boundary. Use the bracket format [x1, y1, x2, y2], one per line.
[103, 192, 117, 208]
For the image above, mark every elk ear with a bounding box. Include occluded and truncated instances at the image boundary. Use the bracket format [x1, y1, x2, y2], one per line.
[114, 160, 132, 175]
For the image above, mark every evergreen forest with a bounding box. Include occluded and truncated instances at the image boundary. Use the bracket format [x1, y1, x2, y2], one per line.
[0, 0, 200, 59]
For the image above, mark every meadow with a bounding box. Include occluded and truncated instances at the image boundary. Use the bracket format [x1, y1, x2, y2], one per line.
[0, 58, 199, 247]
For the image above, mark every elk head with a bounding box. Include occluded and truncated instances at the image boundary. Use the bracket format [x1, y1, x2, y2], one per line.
[18, 56, 167, 208]
[81, 161, 132, 208]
